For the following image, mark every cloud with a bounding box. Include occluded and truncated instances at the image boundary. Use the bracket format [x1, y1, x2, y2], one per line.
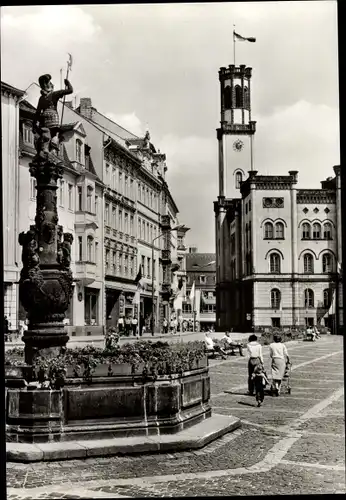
[105, 112, 144, 137]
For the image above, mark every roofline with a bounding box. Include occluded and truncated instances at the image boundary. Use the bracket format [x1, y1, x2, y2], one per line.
[91, 107, 139, 140]
[1, 81, 25, 98]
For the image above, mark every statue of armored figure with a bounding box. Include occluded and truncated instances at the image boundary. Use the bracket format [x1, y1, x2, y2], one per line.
[18, 230, 40, 272]
[32, 74, 73, 156]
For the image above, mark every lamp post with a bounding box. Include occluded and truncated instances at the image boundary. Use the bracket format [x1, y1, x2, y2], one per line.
[151, 225, 185, 335]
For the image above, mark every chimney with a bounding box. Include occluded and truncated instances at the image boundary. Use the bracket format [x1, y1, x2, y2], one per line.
[189, 246, 198, 254]
[79, 98, 93, 119]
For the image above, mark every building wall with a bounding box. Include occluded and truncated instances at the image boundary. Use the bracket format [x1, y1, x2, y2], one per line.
[2, 88, 23, 330]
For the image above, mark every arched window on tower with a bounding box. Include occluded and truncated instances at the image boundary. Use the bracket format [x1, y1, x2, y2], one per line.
[304, 289, 314, 308]
[323, 222, 332, 240]
[269, 253, 281, 273]
[312, 223, 321, 239]
[302, 223, 311, 239]
[322, 253, 333, 273]
[323, 288, 331, 308]
[235, 171, 243, 189]
[264, 222, 273, 239]
[271, 289, 281, 309]
[303, 253, 314, 273]
[275, 222, 284, 239]
[235, 85, 242, 108]
[244, 86, 249, 108]
[224, 85, 232, 109]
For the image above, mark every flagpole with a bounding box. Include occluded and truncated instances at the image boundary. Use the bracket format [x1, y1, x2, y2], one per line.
[233, 26, 236, 65]
[60, 53, 72, 128]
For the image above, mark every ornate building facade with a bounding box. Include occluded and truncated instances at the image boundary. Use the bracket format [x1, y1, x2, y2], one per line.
[214, 65, 343, 333]
[182, 248, 216, 331]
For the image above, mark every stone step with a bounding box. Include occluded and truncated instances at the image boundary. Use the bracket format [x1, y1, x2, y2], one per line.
[6, 413, 241, 462]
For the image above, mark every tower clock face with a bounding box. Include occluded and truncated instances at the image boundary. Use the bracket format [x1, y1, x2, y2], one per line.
[233, 139, 244, 152]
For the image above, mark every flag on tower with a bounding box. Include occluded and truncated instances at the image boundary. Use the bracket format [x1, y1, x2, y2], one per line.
[233, 31, 256, 43]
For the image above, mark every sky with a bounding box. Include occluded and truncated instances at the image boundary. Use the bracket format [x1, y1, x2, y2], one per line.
[1, 2, 340, 252]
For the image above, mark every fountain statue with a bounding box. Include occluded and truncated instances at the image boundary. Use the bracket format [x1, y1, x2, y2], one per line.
[18, 74, 74, 365]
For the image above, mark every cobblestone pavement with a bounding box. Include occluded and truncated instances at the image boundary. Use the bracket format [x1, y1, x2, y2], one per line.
[6, 335, 345, 498]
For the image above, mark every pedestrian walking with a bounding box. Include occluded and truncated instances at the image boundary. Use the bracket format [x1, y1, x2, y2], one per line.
[246, 334, 263, 395]
[124, 316, 131, 336]
[131, 315, 138, 336]
[251, 364, 270, 407]
[162, 318, 168, 334]
[117, 316, 124, 335]
[269, 334, 290, 396]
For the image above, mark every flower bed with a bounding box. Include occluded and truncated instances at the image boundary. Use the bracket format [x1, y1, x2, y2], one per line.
[5, 341, 206, 389]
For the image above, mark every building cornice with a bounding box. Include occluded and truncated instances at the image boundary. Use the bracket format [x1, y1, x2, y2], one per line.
[297, 189, 336, 204]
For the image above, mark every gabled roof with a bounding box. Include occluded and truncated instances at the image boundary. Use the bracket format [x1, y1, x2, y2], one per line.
[186, 253, 216, 272]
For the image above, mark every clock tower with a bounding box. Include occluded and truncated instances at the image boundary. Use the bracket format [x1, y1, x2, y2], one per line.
[217, 64, 256, 199]
[214, 64, 256, 331]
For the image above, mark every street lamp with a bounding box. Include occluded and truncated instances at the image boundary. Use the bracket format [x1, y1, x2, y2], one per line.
[151, 224, 186, 335]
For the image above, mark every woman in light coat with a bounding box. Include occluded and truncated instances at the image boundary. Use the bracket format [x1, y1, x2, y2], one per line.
[269, 334, 290, 396]
[246, 334, 263, 395]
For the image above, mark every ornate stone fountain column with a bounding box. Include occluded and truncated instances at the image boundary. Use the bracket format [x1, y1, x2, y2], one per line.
[18, 73, 74, 366]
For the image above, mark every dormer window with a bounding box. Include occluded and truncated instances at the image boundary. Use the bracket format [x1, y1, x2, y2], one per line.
[76, 139, 83, 164]
[23, 124, 34, 145]
[87, 185, 93, 213]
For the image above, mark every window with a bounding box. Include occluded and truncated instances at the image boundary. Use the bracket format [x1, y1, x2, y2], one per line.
[30, 178, 37, 199]
[224, 85, 232, 109]
[248, 199, 252, 212]
[77, 186, 83, 211]
[303, 254, 314, 273]
[302, 223, 310, 239]
[112, 251, 116, 272]
[235, 172, 242, 189]
[138, 217, 142, 239]
[200, 275, 206, 284]
[76, 139, 83, 163]
[323, 222, 332, 240]
[244, 86, 249, 108]
[271, 289, 281, 309]
[112, 167, 116, 190]
[112, 205, 116, 228]
[147, 257, 151, 278]
[147, 222, 150, 241]
[118, 172, 122, 193]
[119, 253, 123, 275]
[118, 210, 122, 231]
[94, 195, 98, 217]
[130, 215, 134, 236]
[138, 183, 141, 201]
[275, 222, 284, 239]
[59, 180, 65, 206]
[95, 242, 99, 264]
[87, 236, 93, 262]
[141, 256, 145, 277]
[183, 303, 192, 314]
[105, 249, 110, 271]
[105, 163, 110, 185]
[322, 253, 332, 273]
[84, 288, 99, 326]
[130, 178, 134, 199]
[78, 236, 83, 261]
[105, 203, 110, 225]
[124, 176, 128, 197]
[23, 125, 34, 145]
[312, 222, 321, 239]
[264, 222, 273, 239]
[269, 253, 281, 273]
[235, 85, 242, 108]
[124, 213, 129, 234]
[124, 255, 128, 276]
[153, 259, 156, 280]
[87, 186, 93, 212]
[304, 289, 314, 308]
[323, 289, 331, 308]
[68, 184, 73, 210]
[130, 256, 134, 277]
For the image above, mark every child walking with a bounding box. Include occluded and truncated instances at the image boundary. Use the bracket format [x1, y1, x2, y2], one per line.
[251, 364, 270, 407]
